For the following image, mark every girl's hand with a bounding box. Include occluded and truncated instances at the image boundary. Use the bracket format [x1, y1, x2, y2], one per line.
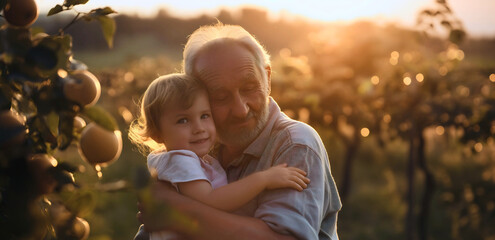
[261, 163, 310, 191]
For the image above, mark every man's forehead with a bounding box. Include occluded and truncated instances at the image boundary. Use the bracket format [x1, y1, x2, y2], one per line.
[194, 43, 259, 86]
[195, 42, 257, 72]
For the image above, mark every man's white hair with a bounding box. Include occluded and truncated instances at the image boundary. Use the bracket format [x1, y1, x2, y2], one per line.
[182, 23, 271, 76]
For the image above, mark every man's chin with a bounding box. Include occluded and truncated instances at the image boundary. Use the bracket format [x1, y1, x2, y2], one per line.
[218, 127, 259, 148]
[218, 103, 269, 148]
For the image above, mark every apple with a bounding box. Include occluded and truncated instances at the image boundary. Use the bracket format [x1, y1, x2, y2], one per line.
[78, 122, 122, 166]
[63, 70, 101, 107]
[0, 110, 26, 148]
[27, 153, 57, 195]
[71, 217, 90, 240]
[73, 116, 86, 133]
[3, 0, 39, 28]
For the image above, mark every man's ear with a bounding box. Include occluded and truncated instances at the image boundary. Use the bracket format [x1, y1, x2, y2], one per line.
[265, 65, 271, 94]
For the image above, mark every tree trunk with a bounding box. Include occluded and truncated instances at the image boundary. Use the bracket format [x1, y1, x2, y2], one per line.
[339, 137, 361, 203]
[406, 126, 418, 240]
[417, 129, 436, 240]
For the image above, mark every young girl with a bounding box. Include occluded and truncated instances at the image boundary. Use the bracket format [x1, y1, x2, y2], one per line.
[129, 73, 310, 239]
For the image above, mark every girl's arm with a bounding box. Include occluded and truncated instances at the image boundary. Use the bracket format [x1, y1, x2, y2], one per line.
[177, 163, 310, 212]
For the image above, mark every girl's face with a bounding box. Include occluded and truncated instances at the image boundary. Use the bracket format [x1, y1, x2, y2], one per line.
[156, 91, 216, 157]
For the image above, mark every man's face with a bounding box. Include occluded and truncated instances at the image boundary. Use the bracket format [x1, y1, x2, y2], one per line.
[194, 42, 270, 148]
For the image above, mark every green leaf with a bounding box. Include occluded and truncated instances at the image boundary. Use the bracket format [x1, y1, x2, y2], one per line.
[82, 105, 119, 131]
[64, 0, 89, 7]
[57, 186, 95, 217]
[47, 4, 64, 16]
[81, 8, 117, 48]
[65, 189, 95, 217]
[33, 116, 58, 149]
[91, 7, 117, 16]
[58, 111, 76, 150]
[46, 111, 60, 137]
[96, 16, 116, 48]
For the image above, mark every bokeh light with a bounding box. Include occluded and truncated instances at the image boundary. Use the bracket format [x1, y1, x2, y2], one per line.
[438, 66, 448, 76]
[447, 47, 465, 61]
[435, 126, 445, 135]
[371, 75, 380, 85]
[403, 77, 412, 86]
[490, 73, 495, 82]
[389, 51, 399, 65]
[323, 113, 333, 124]
[416, 73, 424, 82]
[383, 114, 391, 123]
[119, 107, 134, 123]
[124, 72, 135, 83]
[391, 51, 399, 59]
[361, 128, 370, 137]
[279, 48, 292, 58]
[299, 108, 310, 123]
[474, 142, 483, 152]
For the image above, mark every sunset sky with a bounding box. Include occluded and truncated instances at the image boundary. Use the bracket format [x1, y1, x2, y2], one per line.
[38, 0, 494, 37]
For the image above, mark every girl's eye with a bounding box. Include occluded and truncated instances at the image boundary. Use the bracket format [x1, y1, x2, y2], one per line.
[177, 118, 188, 124]
[201, 113, 210, 119]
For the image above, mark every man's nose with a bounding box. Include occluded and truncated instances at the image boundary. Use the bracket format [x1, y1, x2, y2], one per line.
[231, 92, 249, 118]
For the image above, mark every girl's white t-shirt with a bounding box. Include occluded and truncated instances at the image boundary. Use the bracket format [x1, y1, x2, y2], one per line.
[146, 149, 229, 240]
[147, 149, 228, 190]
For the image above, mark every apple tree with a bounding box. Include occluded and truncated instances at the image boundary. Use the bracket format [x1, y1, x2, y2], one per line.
[0, 0, 123, 239]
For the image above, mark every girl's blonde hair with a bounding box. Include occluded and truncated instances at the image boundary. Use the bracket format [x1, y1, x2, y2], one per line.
[129, 73, 205, 154]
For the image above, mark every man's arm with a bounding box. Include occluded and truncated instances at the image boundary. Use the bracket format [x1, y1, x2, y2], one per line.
[254, 144, 341, 240]
[139, 180, 297, 240]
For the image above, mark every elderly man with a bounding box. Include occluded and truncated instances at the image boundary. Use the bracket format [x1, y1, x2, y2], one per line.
[137, 23, 341, 240]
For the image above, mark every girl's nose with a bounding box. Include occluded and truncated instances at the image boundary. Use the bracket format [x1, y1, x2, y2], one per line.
[193, 120, 206, 134]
